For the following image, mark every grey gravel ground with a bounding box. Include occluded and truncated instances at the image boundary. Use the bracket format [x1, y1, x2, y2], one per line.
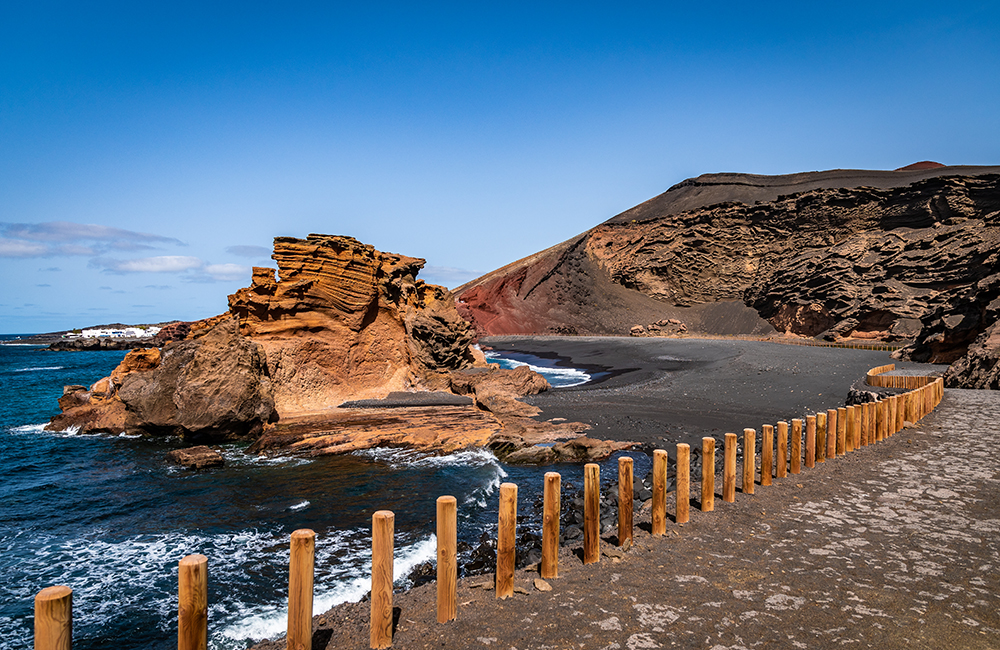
[255, 387, 999, 650]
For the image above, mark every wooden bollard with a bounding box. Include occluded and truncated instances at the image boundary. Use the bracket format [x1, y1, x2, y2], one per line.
[437, 496, 457, 622]
[837, 407, 847, 455]
[816, 412, 827, 463]
[790, 419, 802, 474]
[845, 406, 855, 452]
[864, 402, 873, 446]
[877, 399, 887, 441]
[179, 554, 208, 650]
[761, 425, 773, 486]
[541, 473, 560, 579]
[860, 403, 868, 446]
[723, 433, 737, 502]
[895, 394, 904, 432]
[583, 464, 600, 565]
[288, 529, 316, 650]
[889, 395, 898, 433]
[652, 450, 668, 533]
[370, 511, 394, 649]
[805, 416, 816, 469]
[825, 409, 837, 459]
[676, 443, 690, 523]
[701, 439, 715, 511]
[742, 428, 755, 494]
[776, 421, 788, 478]
[618, 457, 633, 545]
[496, 483, 517, 599]
[34, 586, 72, 650]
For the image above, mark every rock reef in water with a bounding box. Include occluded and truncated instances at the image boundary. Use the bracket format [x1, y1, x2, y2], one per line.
[456, 165, 1000, 386]
[48, 235, 494, 442]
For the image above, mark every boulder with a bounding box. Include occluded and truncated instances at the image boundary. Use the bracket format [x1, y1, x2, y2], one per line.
[116, 317, 276, 440]
[165, 445, 225, 469]
[944, 319, 1000, 389]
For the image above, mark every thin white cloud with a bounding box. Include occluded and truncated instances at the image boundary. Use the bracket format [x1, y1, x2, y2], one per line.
[1, 221, 183, 245]
[0, 238, 49, 257]
[90, 255, 204, 273]
[226, 245, 271, 258]
[203, 263, 250, 281]
[0, 221, 184, 259]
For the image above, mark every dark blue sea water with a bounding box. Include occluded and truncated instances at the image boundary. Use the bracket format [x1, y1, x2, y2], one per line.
[0, 339, 639, 650]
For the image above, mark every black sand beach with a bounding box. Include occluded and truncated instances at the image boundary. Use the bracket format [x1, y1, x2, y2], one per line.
[489, 336, 938, 449]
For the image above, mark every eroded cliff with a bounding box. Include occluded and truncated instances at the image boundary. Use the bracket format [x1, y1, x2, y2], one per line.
[456, 165, 1000, 385]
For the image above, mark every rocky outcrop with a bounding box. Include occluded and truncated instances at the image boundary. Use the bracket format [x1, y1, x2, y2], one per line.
[456, 165, 1000, 381]
[48, 337, 154, 352]
[943, 315, 1000, 389]
[48, 235, 493, 443]
[228, 235, 479, 416]
[48, 317, 276, 440]
[502, 436, 636, 465]
[165, 446, 225, 469]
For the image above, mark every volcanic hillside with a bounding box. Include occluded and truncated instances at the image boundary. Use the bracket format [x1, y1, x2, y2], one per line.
[455, 164, 1000, 385]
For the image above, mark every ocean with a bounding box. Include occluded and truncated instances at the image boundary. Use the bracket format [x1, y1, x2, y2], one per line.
[0, 338, 642, 650]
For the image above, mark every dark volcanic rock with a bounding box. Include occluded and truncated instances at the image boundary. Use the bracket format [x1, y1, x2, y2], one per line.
[117, 317, 276, 440]
[165, 445, 225, 469]
[48, 337, 155, 351]
[943, 319, 1000, 389]
[456, 165, 1000, 384]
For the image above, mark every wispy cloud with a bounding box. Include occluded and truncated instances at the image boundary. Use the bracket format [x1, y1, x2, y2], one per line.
[36, 283, 51, 288]
[40, 266, 62, 272]
[90, 255, 203, 273]
[0, 221, 185, 259]
[89, 255, 250, 284]
[226, 245, 271, 258]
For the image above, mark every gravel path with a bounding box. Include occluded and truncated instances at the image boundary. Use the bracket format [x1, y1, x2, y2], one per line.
[257, 388, 1000, 649]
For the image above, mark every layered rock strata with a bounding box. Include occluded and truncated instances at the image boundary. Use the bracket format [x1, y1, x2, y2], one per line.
[456, 165, 1000, 385]
[48, 235, 500, 444]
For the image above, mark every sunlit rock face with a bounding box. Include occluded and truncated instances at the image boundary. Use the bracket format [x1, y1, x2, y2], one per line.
[227, 234, 479, 417]
[49, 234, 484, 439]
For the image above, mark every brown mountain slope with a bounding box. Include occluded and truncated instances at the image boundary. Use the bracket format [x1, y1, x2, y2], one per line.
[455, 165, 1000, 379]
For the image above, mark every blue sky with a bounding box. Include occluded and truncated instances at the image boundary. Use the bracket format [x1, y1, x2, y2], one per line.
[2, 2, 998, 333]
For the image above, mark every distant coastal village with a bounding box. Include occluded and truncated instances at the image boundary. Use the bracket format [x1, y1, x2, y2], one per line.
[65, 326, 161, 340]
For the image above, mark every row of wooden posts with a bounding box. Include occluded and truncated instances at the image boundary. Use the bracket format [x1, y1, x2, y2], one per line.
[32, 370, 944, 650]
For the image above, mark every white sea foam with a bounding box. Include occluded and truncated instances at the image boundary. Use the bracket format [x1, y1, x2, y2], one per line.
[7, 423, 47, 434]
[7, 423, 83, 437]
[287, 500, 310, 511]
[217, 447, 312, 468]
[483, 351, 590, 387]
[352, 446, 502, 470]
[216, 533, 438, 646]
[12, 365, 65, 372]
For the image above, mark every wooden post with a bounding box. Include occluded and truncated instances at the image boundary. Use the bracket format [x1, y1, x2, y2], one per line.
[370, 511, 394, 649]
[496, 483, 517, 599]
[837, 407, 847, 456]
[618, 457, 633, 546]
[790, 419, 802, 474]
[34, 586, 71, 650]
[676, 443, 690, 523]
[895, 394, 904, 433]
[541, 474, 560, 579]
[436, 496, 457, 622]
[723, 433, 737, 502]
[845, 406, 856, 452]
[583, 464, 600, 565]
[805, 415, 816, 469]
[701, 439, 715, 511]
[761, 425, 773, 486]
[816, 412, 827, 463]
[825, 409, 837, 459]
[878, 399, 887, 441]
[288, 529, 315, 650]
[891, 394, 898, 433]
[864, 402, 873, 446]
[652, 450, 668, 533]
[776, 421, 788, 478]
[179, 554, 208, 650]
[742, 428, 756, 494]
